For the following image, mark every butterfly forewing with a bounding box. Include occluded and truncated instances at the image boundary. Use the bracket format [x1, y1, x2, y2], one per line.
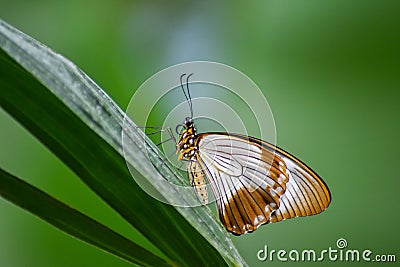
[193, 133, 331, 235]
[269, 151, 331, 222]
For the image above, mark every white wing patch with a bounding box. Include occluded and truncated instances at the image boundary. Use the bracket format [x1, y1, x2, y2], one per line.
[199, 136, 245, 176]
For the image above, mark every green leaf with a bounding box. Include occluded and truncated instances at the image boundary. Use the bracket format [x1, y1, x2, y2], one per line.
[0, 168, 172, 267]
[0, 19, 246, 266]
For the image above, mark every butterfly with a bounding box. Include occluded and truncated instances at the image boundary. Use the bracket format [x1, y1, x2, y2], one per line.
[175, 73, 331, 235]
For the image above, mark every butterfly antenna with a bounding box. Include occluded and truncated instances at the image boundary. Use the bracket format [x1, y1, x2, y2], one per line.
[180, 73, 190, 108]
[186, 73, 194, 119]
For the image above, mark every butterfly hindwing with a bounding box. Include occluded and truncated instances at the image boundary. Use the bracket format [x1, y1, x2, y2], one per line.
[195, 155, 275, 235]
[193, 133, 288, 234]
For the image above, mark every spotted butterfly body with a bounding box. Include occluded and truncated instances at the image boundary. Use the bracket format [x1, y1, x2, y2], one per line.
[176, 117, 331, 235]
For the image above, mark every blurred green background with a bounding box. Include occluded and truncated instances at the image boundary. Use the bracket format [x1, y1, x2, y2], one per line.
[1, 0, 399, 266]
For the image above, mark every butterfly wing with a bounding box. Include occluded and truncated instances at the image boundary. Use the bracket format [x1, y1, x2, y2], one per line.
[267, 144, 331, 222]
[194, 133, 331, 235]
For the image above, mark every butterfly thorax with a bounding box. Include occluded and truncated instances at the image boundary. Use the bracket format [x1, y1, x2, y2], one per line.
[176, 118, 199, 161]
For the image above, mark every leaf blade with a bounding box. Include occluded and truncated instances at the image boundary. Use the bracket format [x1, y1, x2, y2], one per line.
[0, 167, 173, 267]
[0, 19, 246, 266]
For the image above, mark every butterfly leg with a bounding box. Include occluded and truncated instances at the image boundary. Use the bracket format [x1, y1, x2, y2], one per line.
[136, 126, 177, 147]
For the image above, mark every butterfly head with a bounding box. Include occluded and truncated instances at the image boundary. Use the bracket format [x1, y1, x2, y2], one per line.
[176, 117, 198, 161]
